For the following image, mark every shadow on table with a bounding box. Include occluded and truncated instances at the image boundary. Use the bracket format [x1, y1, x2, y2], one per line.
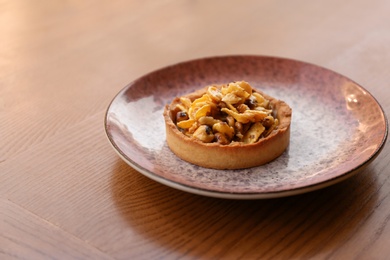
[111, 160, 379, 259]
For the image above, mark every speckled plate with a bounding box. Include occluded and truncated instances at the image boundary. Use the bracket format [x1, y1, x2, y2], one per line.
[105, 55, 387, 199]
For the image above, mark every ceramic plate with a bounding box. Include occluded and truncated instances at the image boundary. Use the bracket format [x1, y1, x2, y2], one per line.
[105, 55, 387, 199]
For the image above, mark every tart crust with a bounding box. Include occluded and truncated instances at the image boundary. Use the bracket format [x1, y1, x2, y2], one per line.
[163, 86, 292, 169]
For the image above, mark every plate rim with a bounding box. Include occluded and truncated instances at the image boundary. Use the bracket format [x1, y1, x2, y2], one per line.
[104, 54, 388, 199]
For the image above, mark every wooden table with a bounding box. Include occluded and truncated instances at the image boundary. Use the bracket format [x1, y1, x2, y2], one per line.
[2, 1, 390, 259]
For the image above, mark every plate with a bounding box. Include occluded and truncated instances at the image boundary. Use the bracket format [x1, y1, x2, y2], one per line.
[104, 55, 387, 199]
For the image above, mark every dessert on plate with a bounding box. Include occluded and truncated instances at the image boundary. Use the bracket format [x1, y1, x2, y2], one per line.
[163, 81, 292, 169]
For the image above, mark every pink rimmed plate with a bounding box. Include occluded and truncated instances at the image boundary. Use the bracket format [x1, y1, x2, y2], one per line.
[104, 55, 387, 199]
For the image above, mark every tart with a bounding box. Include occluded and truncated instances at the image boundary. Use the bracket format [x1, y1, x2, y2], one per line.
[163, 81, 292, 169]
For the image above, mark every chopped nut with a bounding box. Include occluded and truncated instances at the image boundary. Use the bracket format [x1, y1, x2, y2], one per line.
[207, 86, 223, 102]
[242, 122, 265, 144]
[217, 101, 227, 109]
[198, 116, 220, 126]
[236, 103, 249, 113]
[188, 121, 199, 134]
[226, 115, 235, 127]
[245, 95, 258, 109]
[222, 93, 242, 105]
[234, 121, 243, 134]
[193, 125, 214, 143]
[214, 132, 230, 145]
[262, 115, 275, 128]
[212, 122, 235, 140]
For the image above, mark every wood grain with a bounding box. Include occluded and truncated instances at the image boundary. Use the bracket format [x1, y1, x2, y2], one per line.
[1, 0, 390, 259]
[0, 199, 112, 259]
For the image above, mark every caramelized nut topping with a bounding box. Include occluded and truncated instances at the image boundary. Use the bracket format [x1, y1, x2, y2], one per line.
[171, 81, 279, 144]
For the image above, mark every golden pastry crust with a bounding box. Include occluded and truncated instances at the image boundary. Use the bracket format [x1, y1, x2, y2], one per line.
[163, 82, 292, 169]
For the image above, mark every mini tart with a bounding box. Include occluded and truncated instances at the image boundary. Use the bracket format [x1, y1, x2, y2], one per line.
[163, 84, 292, 170]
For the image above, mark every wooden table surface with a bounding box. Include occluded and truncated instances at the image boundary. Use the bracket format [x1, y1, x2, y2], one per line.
[2, 1, 390, 259]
